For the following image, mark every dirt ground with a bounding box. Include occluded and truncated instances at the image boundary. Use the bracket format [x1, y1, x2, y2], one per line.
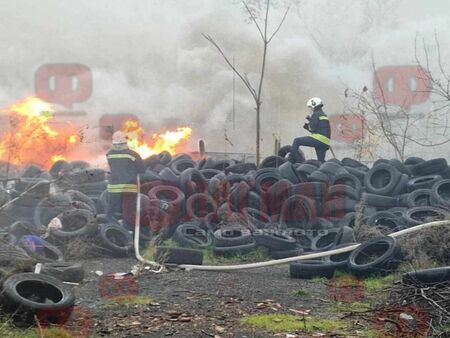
[65, 257, 381, 338]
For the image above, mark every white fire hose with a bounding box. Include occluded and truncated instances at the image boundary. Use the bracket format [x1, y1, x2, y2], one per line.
[177, 220, 450, 271]
[133, 176, 164, 273]
[131, 177, 449, 272]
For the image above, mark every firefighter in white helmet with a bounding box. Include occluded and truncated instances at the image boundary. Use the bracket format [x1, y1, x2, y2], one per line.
[105, 131, 145, 221]
[290, 97, 331, 163]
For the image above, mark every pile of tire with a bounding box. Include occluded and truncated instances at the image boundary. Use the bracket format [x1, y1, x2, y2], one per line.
[136, 151, 450, 268]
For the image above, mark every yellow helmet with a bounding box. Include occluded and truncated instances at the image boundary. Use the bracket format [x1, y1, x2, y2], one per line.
[112, 131, 127, 144]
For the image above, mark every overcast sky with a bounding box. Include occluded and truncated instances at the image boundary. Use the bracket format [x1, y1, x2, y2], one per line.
[0, 0, 449, 156]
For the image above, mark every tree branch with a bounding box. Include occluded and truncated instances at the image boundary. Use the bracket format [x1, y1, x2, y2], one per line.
[242, 0, 265, 42]
[202, 33, 258, 101]
[268, 5, 290, 44]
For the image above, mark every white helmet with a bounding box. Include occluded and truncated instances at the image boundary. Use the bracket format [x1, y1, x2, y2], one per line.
[112, 131, 127, 144]
[306, 97, 323, 108]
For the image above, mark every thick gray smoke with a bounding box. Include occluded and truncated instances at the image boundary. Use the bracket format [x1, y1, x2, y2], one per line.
[0, 0, 449, 160]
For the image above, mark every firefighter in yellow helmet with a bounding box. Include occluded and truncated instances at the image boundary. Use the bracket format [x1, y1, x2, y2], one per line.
[105, 131, 145, 221]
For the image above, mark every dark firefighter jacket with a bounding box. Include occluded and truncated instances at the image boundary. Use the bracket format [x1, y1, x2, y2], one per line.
[303, 107, 331, 146]
[106, 148, 145, 193]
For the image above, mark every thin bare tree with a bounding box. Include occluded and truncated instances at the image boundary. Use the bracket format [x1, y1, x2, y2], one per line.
[203, 0, 290, 165]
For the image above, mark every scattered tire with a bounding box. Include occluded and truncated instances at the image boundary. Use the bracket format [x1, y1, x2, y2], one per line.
[51, 209, 97, 239]
[402, 267, 450, 286]
[279, 194, 317, 229]
[367, 211, 404, 232]
[407, 175, 442, 192]
[186, 193, 217, 220]
[364, 163, 401, 195]
[289, 260, 336, 279]
[431, 179, 450, 206]
[403, 206, 449, 226]
[213, 227, 252, 247]
[407, 189, 433, 207]
[254, 230, 297, 251]
[155, 246, 203, 265]
[172, 222, 212, 248]
[269, 247, 304, 259]
[99, 223, 133, 257]
[348, 236, 402, 276]
[411, 158, 448, 176]
[1, 273, 75, 318]
[40, 262, 85, 283]
[361, 193, 399, 209]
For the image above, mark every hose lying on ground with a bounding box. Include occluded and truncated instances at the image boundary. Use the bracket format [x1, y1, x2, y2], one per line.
[133, 176, 164, 273]
[176, 220, 450, 271]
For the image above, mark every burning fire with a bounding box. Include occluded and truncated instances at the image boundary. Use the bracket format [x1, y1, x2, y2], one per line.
[0, 97, 78, 169]
[122, 120, 192, 158]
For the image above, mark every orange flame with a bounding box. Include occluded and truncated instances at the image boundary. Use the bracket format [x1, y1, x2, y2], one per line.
[122, 120, 192, 158]
[0, 97, 78, 169]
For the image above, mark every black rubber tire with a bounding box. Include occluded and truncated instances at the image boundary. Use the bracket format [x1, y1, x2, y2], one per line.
[212, 159, 236, 171]
[390, 173, 409, 196]
[278, 145, 292, 158]
[337, 212, 356, 228]
[367, 211, 405, 231]
[407, 175, 442, 192]
[1, 272, 75, 318]
[199, 169, 221, 179]
[310, 228, 341, 251]
[269, 247, 304, 259]
[172, 222, 212, 249]
[430, 179, 450, 207]
[170, 158, 196, 175]
[259, 155, 286, 168]
[158, 167, 179, 186]
[411, 158, 448, 176]
[407, 189, 433, 207]
[441, 166, 450, 179]
[361, 193, 399, 209]
[403, 206, 449, 226]
[322, 198, 357, 218]
[99, 223, 133, 257]
[22, 164, 42, 178]
[335, 226, 355, 245]
[278, 161, 301, 184]
[179, 168, 208, 196]
[15, 178, 50, 197]
[341, 158, 366, 169]
[365, 163, 401, 195]
[308, 170, 329, 183]
[225, 163, 257, 175]
[242, 207, 272, 229]
[186, 193, 217, 220]
[402, 267, 450, 286]
[155, 246, 203, 265]
[33, 194, 72, 228]
[49, 160, 72, 177]
[18, 237, 64, 263]
[158, 151, 172, 165]
[325, 242, 358, 270]
[213, 227, 253, 247]
[331, 173, 361, 194]
[404, 157, 425, 165]
[254, 230, 297, 251]
[254, 170, 282, 194]
[348, 236, 402, 276]
[343, 166, 366, 186]
[319, 162, 348, 179]
[279, 194, 317, 229]
[389, 159, 411, 176]
[289, 260, 336, 279]
[291, 182, 326, 200]
[66, 190, 97, 213]
[326, 185, 359, 201]
[40, 262, 85, 283]
[51, 209, 97, 239]
[295, 164, 317, 182]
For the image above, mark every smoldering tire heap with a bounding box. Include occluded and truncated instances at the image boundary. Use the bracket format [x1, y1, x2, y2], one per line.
[0, 149, 449, 327]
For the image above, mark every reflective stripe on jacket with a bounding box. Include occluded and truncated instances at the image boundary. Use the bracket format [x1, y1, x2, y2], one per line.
[106, 148, 145, 193]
